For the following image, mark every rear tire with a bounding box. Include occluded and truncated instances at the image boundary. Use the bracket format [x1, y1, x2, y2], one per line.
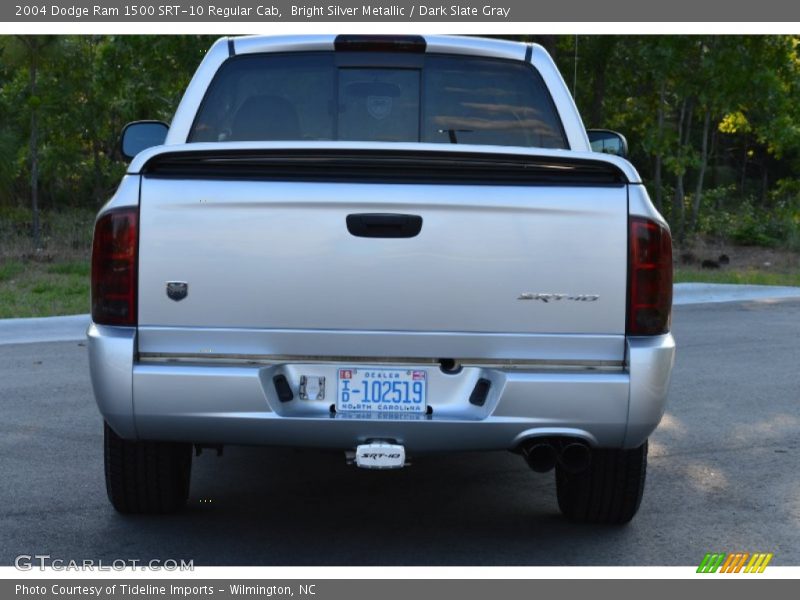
[555, 440, 647, 524]
[104, 422, 192, 514]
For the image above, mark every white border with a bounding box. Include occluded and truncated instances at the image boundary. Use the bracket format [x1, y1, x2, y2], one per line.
[2, 566, 799, 579]
[0, 22, 799, 34]
[1, 16, 798, 579]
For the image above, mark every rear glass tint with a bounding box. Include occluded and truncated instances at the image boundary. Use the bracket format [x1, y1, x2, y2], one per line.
[338, 68, 421, 142]
[189, 52, 567, 149]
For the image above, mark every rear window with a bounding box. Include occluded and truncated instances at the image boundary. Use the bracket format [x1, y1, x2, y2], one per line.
[189, 52, 567, 149]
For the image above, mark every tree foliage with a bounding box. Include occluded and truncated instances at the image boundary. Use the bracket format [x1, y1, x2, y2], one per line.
[1, 35, 799, 248]
[543, 35, 800, 244]
[0, 35, 214, 212]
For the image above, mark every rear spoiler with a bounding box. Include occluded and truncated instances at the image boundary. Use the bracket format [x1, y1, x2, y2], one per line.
[130, 142, 640, 186]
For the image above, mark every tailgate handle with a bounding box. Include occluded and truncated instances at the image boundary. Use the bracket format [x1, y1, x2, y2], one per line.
[346, 213, 423, 238]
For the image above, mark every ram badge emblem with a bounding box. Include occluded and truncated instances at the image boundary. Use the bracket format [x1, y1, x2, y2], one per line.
[166, 281, 188, 301]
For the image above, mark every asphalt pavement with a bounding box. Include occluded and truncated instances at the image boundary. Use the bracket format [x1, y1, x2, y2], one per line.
[0, 298, 798, 566]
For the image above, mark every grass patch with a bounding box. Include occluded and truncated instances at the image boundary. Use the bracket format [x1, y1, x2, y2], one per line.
[0, 260, 25, 282]
[0, 206, 95, 262]
[675, 268, 800, 287]
[2, 261, 799, 319]
[0, 259, 90, 318]
[47, 261, 91, 277]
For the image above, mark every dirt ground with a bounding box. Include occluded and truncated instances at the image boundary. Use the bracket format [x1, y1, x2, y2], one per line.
[677, 238, 800, 272]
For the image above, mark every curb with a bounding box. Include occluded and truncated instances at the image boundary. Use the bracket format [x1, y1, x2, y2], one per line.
[1, 283, 799, 345]
[672, 282, 800, 306]
[0, 314, 90, 345]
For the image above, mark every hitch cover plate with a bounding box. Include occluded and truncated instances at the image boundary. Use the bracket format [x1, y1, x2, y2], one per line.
[355, 443, 406, 469]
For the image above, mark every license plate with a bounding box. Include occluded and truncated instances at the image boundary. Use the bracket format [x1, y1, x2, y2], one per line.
[337, 367, 427, 414]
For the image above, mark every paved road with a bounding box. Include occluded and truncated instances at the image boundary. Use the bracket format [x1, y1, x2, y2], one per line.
[1, 299, 798, 566]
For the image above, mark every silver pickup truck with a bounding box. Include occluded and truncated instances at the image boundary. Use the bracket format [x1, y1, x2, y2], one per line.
[89, 34, 675, 523]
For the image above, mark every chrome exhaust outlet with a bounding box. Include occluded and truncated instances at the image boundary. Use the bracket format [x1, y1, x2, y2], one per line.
[558, 442, 592, 473]
[522, 442, 558, 473]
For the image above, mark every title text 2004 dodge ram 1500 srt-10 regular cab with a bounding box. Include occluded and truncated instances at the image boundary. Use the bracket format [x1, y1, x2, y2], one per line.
[89, 34, 675, 523]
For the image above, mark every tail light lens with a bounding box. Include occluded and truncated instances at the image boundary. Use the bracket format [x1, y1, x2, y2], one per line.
[627, 217, 672, 335]
[334, 35, 426, 53]
[91, 207, 138, 326]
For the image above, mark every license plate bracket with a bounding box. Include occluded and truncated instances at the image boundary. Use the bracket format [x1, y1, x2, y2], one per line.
[336, 367, 427, 414]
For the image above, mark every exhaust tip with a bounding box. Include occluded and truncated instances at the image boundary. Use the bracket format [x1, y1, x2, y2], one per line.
[523, 443, 557, 473]
[558, 442, 592, 473]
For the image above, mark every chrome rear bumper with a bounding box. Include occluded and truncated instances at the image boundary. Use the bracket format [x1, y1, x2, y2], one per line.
[88, 324, 674, 452]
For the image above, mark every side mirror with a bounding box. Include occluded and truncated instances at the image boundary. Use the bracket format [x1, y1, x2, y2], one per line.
[587, 129, 628, 158]
[120, 121, 169, 161]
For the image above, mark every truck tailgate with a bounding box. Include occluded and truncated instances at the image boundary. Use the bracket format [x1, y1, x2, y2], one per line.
[136, 150, 629, 362]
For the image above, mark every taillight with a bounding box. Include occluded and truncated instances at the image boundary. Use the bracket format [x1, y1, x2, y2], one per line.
[627, 217, 672, 335]
[91, 207, 138, 326]
[334, 35, 426, 53]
